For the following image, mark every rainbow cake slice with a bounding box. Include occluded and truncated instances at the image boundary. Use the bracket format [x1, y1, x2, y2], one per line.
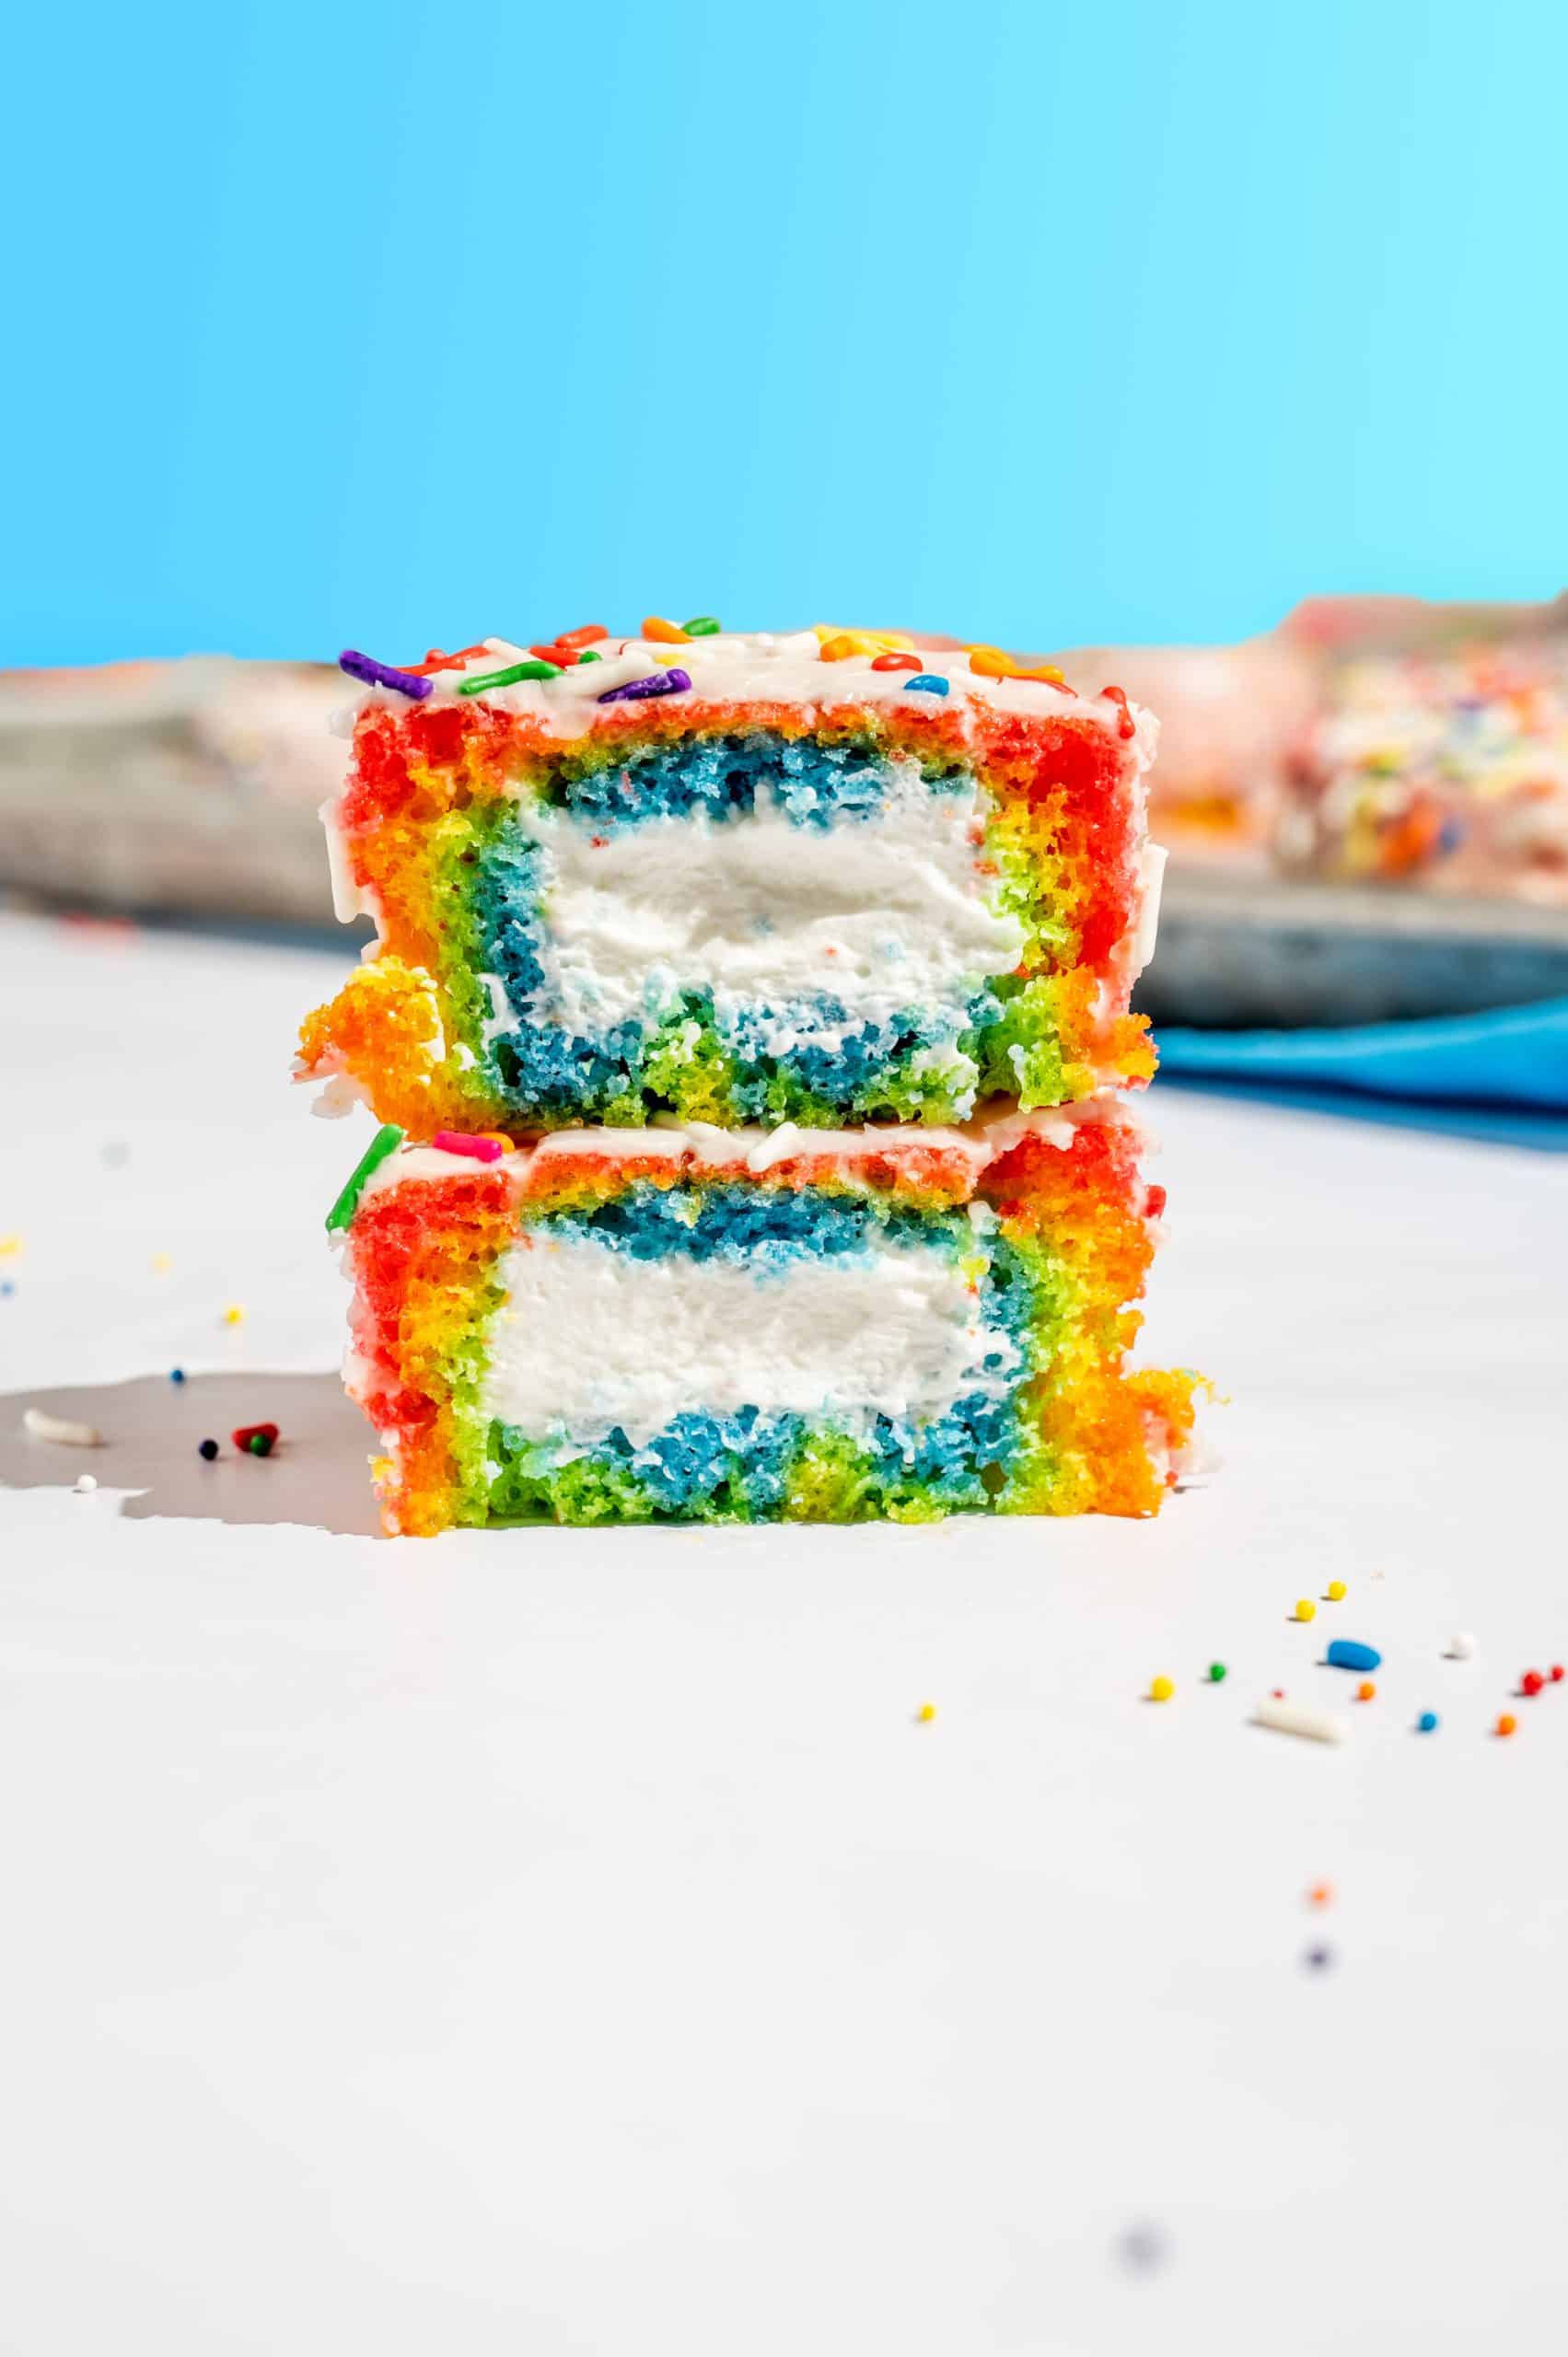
[299, 624, 1165, 1136]
[331, 1107, 1196, 1537]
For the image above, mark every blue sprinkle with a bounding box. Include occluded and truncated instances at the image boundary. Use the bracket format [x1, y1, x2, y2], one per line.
[903, 673, 949, 695]
[1326, 1639, 1381, 1673]
[169, 1367, 186, 1385]
[1416, 1710, 1439, 1734]
[0, 1281, 14, 1298]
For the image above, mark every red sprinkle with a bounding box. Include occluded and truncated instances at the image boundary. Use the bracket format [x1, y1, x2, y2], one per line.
[1100, 683, 1137, 740]
[1551, 1666, 1565, 1682]
[433, 1130, 505, 1163]
[870, 651, 923, 672]
[232, 1422, 280, 1451]
[1522, 1670, 1546, 1696]
[554, 623, 610, 651]
[530, 642, 580, 666]
[401, 643, 492, 677]
[1144, 1184, 1167, 1220]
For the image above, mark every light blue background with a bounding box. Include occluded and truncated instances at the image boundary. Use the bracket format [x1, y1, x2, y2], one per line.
[7, 0, 1565, 668]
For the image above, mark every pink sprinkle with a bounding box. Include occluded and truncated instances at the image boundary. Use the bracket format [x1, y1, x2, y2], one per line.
[433, 1131, 504, 1163]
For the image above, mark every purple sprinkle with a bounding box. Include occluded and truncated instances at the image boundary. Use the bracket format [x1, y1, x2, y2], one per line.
[598, 666, 693, 705]
[339, 648, 434, 702]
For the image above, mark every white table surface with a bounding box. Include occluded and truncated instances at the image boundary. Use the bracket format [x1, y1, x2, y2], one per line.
[3, 909, 1565, 2355]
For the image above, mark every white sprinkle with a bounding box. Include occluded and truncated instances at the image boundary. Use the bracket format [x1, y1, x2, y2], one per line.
[24, 1407, 103, 1448]
[74, 1473, 98, 1494]
[1254, 1695, 1348, 1746]
[1447, 1631, 1477, 1660]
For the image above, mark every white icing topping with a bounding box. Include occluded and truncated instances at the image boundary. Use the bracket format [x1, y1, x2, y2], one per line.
[477, 1229, 1017, 1448]
[501, 767, 1023, 1047]
[344, 627, 1156, 761]
[321, 796, 376, 923]
[1131, 842, 1167, 976]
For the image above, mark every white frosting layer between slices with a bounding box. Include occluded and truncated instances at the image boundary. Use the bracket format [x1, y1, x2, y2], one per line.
[354, 1097, 1137, 1208]
[477, 1229, 1016, 1448]
[505, 766, 1023, 1045]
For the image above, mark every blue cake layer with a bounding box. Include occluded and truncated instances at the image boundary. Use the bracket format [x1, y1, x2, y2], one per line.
[480, 1185, 1040, 1523]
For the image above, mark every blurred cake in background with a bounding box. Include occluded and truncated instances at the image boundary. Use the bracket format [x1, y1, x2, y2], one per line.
[0, 657, 344, 927]
[1278, 604, 1568, 904]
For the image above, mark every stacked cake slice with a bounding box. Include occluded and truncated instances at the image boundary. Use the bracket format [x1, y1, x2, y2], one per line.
[301, 621, 1196, 1534]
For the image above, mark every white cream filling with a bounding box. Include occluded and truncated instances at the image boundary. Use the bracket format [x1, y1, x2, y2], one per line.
[477, 1229, 1016, 1448]
[495, 771, 1023, 1046]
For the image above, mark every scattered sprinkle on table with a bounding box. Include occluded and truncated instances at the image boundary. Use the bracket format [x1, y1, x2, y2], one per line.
[1326, 1579, 1347, 1601]
[1553, 1666, 1565, 1683]
[1307, 1881, 1333, 1906]
[1416, 1711, 1439, 1734]
[1496, 1713, 1517, 1738]
[1304, 1945, 1333, 1970]
[1255, 1695, 1347, 1745]
[232, 1422, 279, 1457]
[915, 1702, 936, 1724]
[1206, 1661, 1226, 1683]
[1149, 1675, 1175, 1702]
[74, 1473, 98, 1494]
[1356, 1679, 1376, 1701]
[1294, 1598, 1317, 1623]
[1521, 1669, 1545, 1696]
[1447, 1632, 1476, 1659]
[1326, 1640, 1381, 1673]
[223, 1305, 245, 1326]
[198, 1438, 219, 1462]
[0, 1235, 22, 1259]
[23, 1407, 102, 1447]
[169, 1367, 185, 1385]
[151, 1252, 172, 1274]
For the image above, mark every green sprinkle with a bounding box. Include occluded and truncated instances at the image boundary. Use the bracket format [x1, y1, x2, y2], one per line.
[1207, 1661, 1227, 1683]
[325, 1123, 404, 1233]
[248, 1432, 274, 1457]
[575, 648, 602, 663]
[682, 615, 722, 636]
[458, 659, 562, 694]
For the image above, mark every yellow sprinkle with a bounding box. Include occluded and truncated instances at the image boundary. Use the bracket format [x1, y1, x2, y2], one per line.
[966, 644, 1018, 679]
[915, 1701, 937, 1724]
[1149, 1675, 1175, 1702]
[223, 1304, 245, 1326]
[819, 630, 880, 662]
[1326, 1579, 1347, 1602]
[1295, 1598, 1317, 1623]
[0, 1234, 22, 1259]
[150, 1251, 172, 1274]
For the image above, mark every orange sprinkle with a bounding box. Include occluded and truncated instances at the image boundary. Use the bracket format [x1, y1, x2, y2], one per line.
[967, 645, 1016, 678]
[642, 616, 691, 644]
[1496, 1713, 1517, 1737]
[819, 630, 878, 661]
[554, 624, 609, 651]
[1356, 1679, 1376, 1701]
[1307, 1882, 1333, 1907]
[529, 642, 579, 666]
